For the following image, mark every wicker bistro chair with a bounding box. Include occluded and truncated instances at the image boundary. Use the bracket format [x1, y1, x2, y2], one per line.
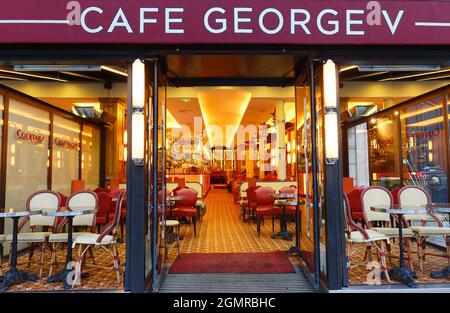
[71, 190, 126, 287]
[5, 190, 61, 278]
[344, 194, 391, 283]
[0, 234, 5, 275]
[48, 190, 98, 278]
[361, 186, 415, 270]
[397, 185, 450, 271]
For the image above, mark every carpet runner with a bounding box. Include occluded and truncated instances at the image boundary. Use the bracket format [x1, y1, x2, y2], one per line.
[169, 251, 295, 273]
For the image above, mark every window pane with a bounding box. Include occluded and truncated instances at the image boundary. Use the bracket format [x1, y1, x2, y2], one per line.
[82, 126, 100, 190]
[368, 114, 401, 190]
[5, 99, 50, 252]
[401, 96, 447, 202]
[52, 115, 80, 194]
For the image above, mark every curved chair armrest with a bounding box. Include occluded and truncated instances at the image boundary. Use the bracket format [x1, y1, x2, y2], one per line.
[427, 211, 444, 227]
[349, 220, 371, 240]
[18, 216, 30, 233]
[96, 220, 115, 243]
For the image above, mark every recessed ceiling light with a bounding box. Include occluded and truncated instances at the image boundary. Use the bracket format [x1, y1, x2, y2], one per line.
[180, 98, 191, 103]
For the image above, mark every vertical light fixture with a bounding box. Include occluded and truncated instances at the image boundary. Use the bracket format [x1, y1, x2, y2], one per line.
[323, 59, 339, 165]
[131, 59, 145, 166]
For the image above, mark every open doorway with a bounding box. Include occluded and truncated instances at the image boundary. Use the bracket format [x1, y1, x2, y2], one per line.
[146, 55, 322, 292]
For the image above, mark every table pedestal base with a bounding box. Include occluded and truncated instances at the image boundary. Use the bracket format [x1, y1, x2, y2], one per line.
[285, 246, 300, 255]
[271, 230, 292, 241]
[389, 266, 418, 288]
[431, 266, 450, 279]
[0, 268, 38, 292]
[47, 268, 73, 289]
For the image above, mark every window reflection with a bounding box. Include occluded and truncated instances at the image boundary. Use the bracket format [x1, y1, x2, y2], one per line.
[401, 96, 447, 203]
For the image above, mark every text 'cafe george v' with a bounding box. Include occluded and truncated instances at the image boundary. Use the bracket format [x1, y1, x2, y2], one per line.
[0, 0, 449, 293]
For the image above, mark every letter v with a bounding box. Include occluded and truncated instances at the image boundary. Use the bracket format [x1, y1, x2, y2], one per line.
[382, 10, 404, 34]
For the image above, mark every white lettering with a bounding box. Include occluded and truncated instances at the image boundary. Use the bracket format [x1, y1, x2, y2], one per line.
[108, 8, 133, 33]
[346, 10, 365, 35]
[140, 8, 158, 33]
[204, 7, 227, 34]
[382, 10, 404, 34]
[81, 7, 103, 34]
[291, 9, 311, 35]
[259, 8, 283, 35]
[317, 9, 339, 35]
[234, 8, 253, 33]
[165, 8, 184, 34]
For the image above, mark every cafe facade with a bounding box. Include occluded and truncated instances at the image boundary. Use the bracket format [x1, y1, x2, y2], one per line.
[0, 0, 449, 293]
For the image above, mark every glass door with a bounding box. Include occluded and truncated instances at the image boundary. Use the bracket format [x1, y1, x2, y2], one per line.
[145, 59, 168, 292]
[295, 61, 324, 289]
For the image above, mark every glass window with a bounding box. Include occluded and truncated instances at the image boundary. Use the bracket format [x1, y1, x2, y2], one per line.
[5, 99, 50, 252]
[368, 114, 401, 190]
[82, 125, 100, 190]
[347, 123, 369, 186]
[401, 96, 447, 202]
[52, 115, 80, 195]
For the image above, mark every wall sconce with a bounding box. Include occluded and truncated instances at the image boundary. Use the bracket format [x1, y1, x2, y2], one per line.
[131, 59, 145, 166]
[323, 59, 339, 165]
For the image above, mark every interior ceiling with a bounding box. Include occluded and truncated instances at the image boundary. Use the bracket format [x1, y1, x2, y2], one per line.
[339, 66, 450, 82]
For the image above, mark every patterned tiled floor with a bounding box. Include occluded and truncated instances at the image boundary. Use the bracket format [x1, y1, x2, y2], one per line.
[3, 187, 449, 292]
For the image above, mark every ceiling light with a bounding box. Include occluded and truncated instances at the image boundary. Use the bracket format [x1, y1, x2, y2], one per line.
[0, 68, 68, 82]
[358, 65, 441, 72]
[380, 68, 450, 81]
[418, 73, 450, 81]
[346, 72, 388, 80]
[180, 98, 191, 103]
[101, 65, 128, 77]
[14, 65, 101, 72]
[0, 75, 28, 81]
[339, 65, 358, 73]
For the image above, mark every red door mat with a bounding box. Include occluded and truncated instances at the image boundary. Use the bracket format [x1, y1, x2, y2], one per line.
[169, 251, 295, 274]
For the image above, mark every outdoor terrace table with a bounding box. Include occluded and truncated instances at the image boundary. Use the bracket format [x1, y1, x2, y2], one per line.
[270, 193, 301, 241]
[370, 204, 428, 288]
[45, 207, 97, 289]
[425, 203, 450, 279]
[0, 208, 40, 292]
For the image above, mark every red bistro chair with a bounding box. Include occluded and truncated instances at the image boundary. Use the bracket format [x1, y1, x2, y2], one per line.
[244, 185, 260, 224]
[254, 186, 281, 237]
[346, 187, 366, 224]
[279, 185, 298, 217]
[173, 188, 199, 237]
[95, 192, 113, 233]
[110, 189, 126, 240]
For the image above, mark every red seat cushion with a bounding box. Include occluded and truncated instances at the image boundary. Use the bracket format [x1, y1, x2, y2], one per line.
[173, 207, 197, 217]
[284, 206, 297, 216]
[256, 205, 281, 216]
[347, 187, 366, 221]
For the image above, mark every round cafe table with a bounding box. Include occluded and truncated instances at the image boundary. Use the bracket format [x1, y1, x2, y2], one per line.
[424, 203, 450, 279]
[0, 208, 40, 292]
[44, 207, 97, 289]
[371, 204, 428, 288]
[270, 193, 300, 241]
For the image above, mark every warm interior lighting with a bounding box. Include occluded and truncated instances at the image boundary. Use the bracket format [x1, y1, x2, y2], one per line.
[400, 105, 442, 120]
[287, 153, 291, 164]
[406, 116, 443, 127]
[123, 130, 128, 145]
[419, 73, 450, 81]
[324, 112, 339, 161]
[370, 118, 377, 124]
[166, 110, 182, 129]
[428, 140, 433, 151]
[0, 75, 28, 81]
[0, 68, 68, 82]
[131, 112, 144, 164]
[131, 59, 145, 165]
[198, 89, 251, 147]
[379, 67, 450, 81]
[73, 102, 101, 111]
[323, 60, 339, 164]
[101, 65, 128, 77]
[428, 152, 433, 162]
[339, 65, 358, 73]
